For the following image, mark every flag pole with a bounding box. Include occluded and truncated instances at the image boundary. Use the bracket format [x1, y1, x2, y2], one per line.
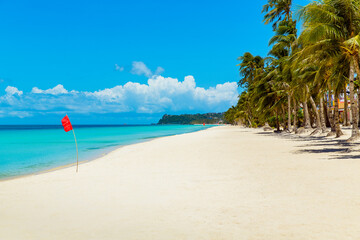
[72, 129, 79, 173]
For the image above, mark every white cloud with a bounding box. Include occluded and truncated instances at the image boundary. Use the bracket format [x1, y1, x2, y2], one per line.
[115, 64, 124, 72]
[0, 86, 23, 106]
[0, 75, 238, 118]
[154, 66, 165, 75]
[8, 111, 33, 118]
[131, 61, 153, 77]
[31, 84, 72, 95]
[5, 86, 23, 96]
[130, 61, 165, 77]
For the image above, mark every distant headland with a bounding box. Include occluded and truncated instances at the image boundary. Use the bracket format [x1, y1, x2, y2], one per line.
[158, 113, 226, 125]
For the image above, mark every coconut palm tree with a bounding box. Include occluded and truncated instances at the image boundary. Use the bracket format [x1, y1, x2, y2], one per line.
[262, 0, 293, 30]
[237, 52, 266, 88]
[267, 19, 297, 131]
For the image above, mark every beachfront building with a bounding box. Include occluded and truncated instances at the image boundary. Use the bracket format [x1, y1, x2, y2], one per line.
[327, 87, 352, 124]
[338, 94, 351, 123]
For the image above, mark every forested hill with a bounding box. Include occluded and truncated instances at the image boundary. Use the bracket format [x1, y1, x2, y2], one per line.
[158, 113, 225, 125]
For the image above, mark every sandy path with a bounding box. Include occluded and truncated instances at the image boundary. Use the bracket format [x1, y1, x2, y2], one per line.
[1, 126, 360, 239]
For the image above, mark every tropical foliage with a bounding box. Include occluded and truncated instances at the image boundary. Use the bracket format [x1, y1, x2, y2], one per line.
[158, 113, 225, 125]
[225, 0, 360, 141]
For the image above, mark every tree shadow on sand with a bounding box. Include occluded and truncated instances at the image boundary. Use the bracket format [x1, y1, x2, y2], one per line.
[331, 154, 360, 160]
[255, 130, 360, 158]
[295, 148, 349, 154]
[255, 132, 273, 135]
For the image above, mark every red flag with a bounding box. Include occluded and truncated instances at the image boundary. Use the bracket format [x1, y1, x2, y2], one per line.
[61, 115, 73, 132]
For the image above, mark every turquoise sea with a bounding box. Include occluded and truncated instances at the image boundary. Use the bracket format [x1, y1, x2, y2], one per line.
[0, 125, 212, 179]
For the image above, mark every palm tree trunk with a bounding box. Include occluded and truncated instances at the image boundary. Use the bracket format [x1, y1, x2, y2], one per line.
[356, 89, 360, 127]
[287, 93, 292, 132]
[247, 106, 253, 127]
[323, 94, 331, 127]
[303, 86, 311, 129]
[309, 95, 321, 134]
[276, 110, 280, 131]
[334, 95, 343, 138]
[327, 93, 336, 136]
[319, 96, 327, 132]
[349, 59, 360, 140]
[352, 56, 360, 128]
[344, 86, 350, 126]
[281, 105, 286, 130]
[303, 101, 311, 129]
[293, 98, 297, 133]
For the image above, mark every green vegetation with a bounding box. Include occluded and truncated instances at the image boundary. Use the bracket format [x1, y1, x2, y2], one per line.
[158, 113, 225, 125]
[225, 0, 360, 141]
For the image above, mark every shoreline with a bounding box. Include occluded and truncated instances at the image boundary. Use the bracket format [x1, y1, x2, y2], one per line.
[0, 126, 217, 183]
[2, 126, 360, 239]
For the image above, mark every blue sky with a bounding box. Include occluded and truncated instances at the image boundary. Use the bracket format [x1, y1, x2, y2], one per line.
[0, 0, 309, 124]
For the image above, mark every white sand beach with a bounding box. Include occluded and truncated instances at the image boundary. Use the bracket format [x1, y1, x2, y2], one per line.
[1, 126, 360, 239]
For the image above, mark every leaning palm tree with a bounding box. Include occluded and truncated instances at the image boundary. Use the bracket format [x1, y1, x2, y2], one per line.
[237, 52, 266, 88]
[262, 0, 293, 30]
[235, 91, 255, 127]
[292, 39, 338, 135]
[295, 63, 323, 134]
[267, 20, 297, 131]
[251, 67, 287, 131]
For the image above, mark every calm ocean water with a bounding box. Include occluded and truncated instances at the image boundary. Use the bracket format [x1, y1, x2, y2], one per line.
[0, 125, 212, 179]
